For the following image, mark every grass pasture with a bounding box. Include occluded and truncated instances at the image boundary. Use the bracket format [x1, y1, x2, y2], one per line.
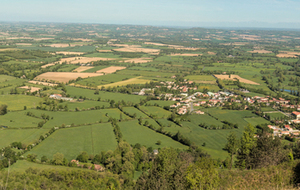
[26, 123, 118, 160]
[0, 128, 49, 148]
[60, 100, 110, 111]
[27, 109, 109, 128]
[66, 86, 146, 104]
[118, 120, 187, 150]
[265, 112, 288, 120]
[185, 75, 216, 82]
[0, 95, 43, 110]
[122, 107, 149, 119]
[10, 160, 86, 172]
[188, 114, 224, 127]
[145, 100, 177, 107]
[0, 111, 43, 128]
[243, 117, 270, 126]
[139, 106, 172, 118]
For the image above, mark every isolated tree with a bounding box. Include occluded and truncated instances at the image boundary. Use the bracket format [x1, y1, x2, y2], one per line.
[0, 104, 7, 115]
[225, 132, 239, 170]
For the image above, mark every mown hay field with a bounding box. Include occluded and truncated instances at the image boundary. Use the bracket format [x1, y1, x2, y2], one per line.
[214, 74, 260, 85]
[96, 66, 126, 74]
[98, 77, 151, 88]
[35, 72, 103, 83]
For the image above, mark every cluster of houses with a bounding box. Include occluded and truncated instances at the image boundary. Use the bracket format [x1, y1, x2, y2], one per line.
[157, 81, 198, 93]
[268, 124, 300, 137]
[71, 159, 105, 172]
[49, 94, 73, 101]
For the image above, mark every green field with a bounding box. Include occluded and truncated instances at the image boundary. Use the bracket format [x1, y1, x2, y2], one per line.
[27, 109, 109, 128]
[0, 128, 49, 148]
[118, 120, 187, 150]
[74, 74, 135, 87]
[26, 123, 118, 160]
[81, 65, 109, 73]
[122, 107, 149, 119]
[57, 64, 79, 72]
[60, 100, 110, 110]
[9, 160, 86, 172]
[261, 107, 275, 112]
[185, 75, 216, 81]
[265, 112, 288, 120]
[0, 95, 43, 110]
[188, 114, 224, 127]
[243, 117, 270, 126]
[139, 106, 172, 118]
[0, 111, 43, 128]
[66, 86, 146, 104]
[145, 100, 177, 107]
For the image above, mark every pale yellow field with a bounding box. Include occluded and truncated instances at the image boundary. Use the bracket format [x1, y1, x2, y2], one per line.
[72, 38, 93, 42]
[144, 42, 166, 46]
[35, 72, 103, 83]
[171, 47, 202, 50]
[97, 50, 112, 52]
[96, 66, 126, 74]
[49, 44, 71, 48]
[214, 75, 260, 85]
[194, 81, 216, 84]
[15, 43, 32, 46]
[19, 86, 41, 93]
[276, 54, 298, 58]
[98, 77, 151, 88]
[113, 47, 160, 54]
[121, 58, 153, 63]
[72, 66, 94, 72]
[207, 51, 216, 55]
[41, 63, 56, 68]
[0, 48, 18, 52]
[248, 50, 273, 54]
[111, 44, 141, 48]
[170, 53, 201, 57]
[56, 52, 85, 55]
[6, 37, 54, 40]
[221, 42, 248, 46]
[58, 57, 116, 64]
[276, 51, 300, 58]
[28, 81, 58, 86]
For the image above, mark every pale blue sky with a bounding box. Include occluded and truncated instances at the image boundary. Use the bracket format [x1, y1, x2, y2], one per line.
[0, 0, 300, 28]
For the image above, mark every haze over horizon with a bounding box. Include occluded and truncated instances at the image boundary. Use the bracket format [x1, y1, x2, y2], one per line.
[1, 0, 300, 28]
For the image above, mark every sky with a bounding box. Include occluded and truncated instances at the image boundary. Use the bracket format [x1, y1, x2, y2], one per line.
[1, 0, 300, 28]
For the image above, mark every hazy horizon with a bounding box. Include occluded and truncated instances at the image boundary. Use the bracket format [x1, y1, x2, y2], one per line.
[1, 0, 300, 29]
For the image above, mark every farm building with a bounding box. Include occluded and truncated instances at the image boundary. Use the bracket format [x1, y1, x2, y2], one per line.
[292, 111, 300, 119]
[50, 94, 73, 101]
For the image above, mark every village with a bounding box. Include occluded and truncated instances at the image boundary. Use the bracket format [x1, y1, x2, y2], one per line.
[134, 79, 300, 139]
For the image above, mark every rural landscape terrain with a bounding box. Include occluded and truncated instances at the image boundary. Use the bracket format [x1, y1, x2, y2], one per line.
[1, 22, 300, 189]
